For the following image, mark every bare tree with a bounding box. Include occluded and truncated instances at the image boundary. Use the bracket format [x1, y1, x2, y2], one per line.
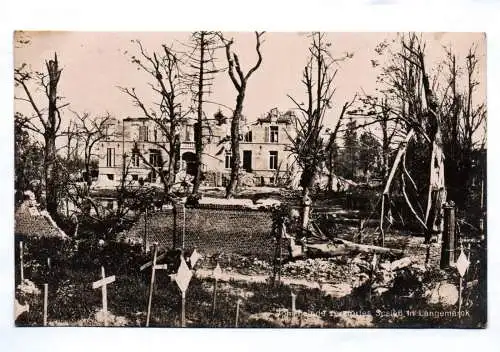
[375, 33, 448, 244]
[120, 40, 190, 198]
[220, 31, 265, 199]
[325, 99, 355, 191]
[441, 45, 486, 208]
[71, 111, 113, 185]
[184, 31, 222, 196]
[14, 53, 68, 219]
[287, 32, 346, 231]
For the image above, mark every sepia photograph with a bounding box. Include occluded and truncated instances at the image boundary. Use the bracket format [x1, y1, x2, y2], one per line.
[13, 31, 487, 328]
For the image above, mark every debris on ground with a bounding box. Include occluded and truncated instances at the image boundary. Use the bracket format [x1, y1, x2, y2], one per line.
[248, 309, 326, 327]
[424, 281, 459, 306]
[17, 279, 41, 295]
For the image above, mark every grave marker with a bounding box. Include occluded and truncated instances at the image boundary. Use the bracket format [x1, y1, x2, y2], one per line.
[173, 256, 193, 327]
[43, 283, 48, 326]
[190, 249, 202, 268]
[456, 242, 471, 316]
[291, 291, 297, 316]
[235, 298, 241, 328]
[92, 266, 115, 327]
[211, 263, 222, 320]
[143, 244, 170, 327]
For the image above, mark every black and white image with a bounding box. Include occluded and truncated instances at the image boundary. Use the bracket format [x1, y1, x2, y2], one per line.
[14, 31, 487, 328]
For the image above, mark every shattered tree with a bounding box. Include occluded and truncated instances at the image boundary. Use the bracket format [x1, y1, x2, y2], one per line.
[184, 31, 222, 197]
[220, 32, 264, 199]
[287, 32, 345, 232]
[14, 53, 67, 219]
[120, 41, 190, 198]
[378, 34, 447, 246]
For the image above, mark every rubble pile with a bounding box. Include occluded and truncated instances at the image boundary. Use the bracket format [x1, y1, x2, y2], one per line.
[282, 258, 352, 283]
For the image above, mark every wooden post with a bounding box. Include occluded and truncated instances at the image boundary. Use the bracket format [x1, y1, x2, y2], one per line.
[277, 223, 284, 285]
[19, 241, 24, 282]
[301, 195, 312, 233]
[101, 266, 108, 326]
[43, 283, 48, 326]
[235, 298, 241, 328]
[181, 291, 186, 327]
[143, 208, 148, 253]
[146, 244, 158, 327]
[182, 205, 186, 250]
[440, 201, 456, 269]
[172, 203, 178, 249]
[480, 176, 485, 240]
[211, 278, 218, 321]
[458, 275, 463, 316]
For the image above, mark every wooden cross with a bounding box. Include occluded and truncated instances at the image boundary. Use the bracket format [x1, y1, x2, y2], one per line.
[212, 263, 222, 320]
[144, 244, 169, 327]
[91, 266, 116, 327]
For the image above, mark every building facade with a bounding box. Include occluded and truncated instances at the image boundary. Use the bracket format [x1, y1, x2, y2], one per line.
[95, 108, 297, 188]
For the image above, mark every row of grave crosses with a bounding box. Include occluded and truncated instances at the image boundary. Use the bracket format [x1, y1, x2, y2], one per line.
[91, 245, 204, 327]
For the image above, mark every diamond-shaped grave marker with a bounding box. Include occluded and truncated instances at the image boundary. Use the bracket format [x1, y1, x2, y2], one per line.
[174, 256, 193, 294]
[456, 250, 470, 277]
[190, 249, 202, 268]
[213, 263, 223, 281]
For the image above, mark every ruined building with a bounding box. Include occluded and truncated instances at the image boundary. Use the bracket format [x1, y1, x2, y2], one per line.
[95, 108, 297, 188]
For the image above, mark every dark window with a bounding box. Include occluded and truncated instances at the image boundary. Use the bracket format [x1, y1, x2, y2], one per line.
[107, 174, 114, 181]
[131, 150, 140, 167]
[225, 151, 232, 169]
[270, 126, 279, 143]
[149, 149, 162, 167]
[244, 130, 253, 142]
[139, 125, 149, 141]
[132, 174, 139, 181]
[106, 148, 115, 167]
[269, 151, 278, 170]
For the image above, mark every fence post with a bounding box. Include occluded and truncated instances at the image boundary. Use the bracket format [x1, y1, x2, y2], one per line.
[143, 207, 148, 253]
[440, 201, 456, 269]
[172, 202, 178, 249]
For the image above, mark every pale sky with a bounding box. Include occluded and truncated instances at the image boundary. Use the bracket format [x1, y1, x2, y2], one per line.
[14, 32, 486, 132]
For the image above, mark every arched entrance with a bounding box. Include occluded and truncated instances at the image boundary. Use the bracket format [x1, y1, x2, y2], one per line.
[182, 152, 197, 176]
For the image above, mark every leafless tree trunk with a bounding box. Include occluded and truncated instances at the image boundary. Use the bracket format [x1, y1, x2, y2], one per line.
[120, 40, 190, 198]
[325, 99, 355, 191]
[220, 32, 264, 199]
[72, 111, 113, 185]
[15, 53, 68, 219]
[185, 31, 222, 196]
[288, 32, 346, 231]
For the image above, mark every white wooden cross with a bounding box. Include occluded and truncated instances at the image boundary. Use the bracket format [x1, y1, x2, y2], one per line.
[143, 244, 170, 327]
[211, 263, 222, 320]
[91, 266, 116, 327]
